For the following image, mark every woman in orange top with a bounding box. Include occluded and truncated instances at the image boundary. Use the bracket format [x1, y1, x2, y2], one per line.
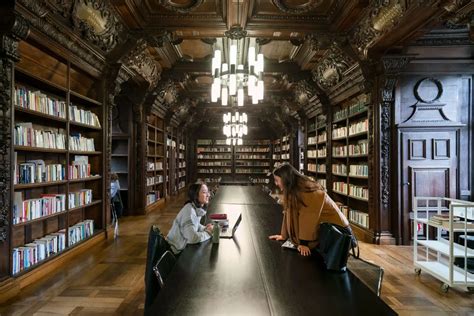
[269, 163, 351, 256]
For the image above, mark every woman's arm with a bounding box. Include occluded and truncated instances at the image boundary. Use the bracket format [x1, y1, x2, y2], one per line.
[181, 217, 211, 244]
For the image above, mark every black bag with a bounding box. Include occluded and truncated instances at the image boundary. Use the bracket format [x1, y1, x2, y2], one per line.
[316, 222, 358, 272]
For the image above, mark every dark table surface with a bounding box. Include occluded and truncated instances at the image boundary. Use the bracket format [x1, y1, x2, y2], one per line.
[148, 186, 396, 316]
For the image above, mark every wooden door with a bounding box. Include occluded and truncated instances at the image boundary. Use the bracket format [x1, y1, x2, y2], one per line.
[400, 129, 458, 243]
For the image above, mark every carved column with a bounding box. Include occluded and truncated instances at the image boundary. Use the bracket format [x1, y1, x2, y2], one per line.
[0, 10, 29, 278]
[375, 55, 413, 244]
[102, 63, 122, 233]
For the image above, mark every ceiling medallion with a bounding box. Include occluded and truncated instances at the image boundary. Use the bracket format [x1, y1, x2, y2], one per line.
[159, 0, 204, 14]
[224, 26, 247, 40]
[271, 0, 324, 14]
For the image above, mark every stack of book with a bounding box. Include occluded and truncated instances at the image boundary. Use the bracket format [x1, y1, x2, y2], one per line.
[428, 214, 474, 229]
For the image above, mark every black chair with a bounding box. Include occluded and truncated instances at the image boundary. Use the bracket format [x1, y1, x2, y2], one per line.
[144, 225, 171, 310]
[347, 255, 384, 296]
[153, 250, 177, 288]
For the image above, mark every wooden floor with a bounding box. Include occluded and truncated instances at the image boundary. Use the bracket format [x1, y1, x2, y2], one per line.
[0, 193, 473, 316]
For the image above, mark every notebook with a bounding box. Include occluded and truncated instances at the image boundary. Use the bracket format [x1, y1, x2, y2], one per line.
[281, 239, 297, 250]
[219, 213, 242, 238]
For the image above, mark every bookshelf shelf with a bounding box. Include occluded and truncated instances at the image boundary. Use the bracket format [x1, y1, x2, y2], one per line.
[68, 200, 102, 212]
[69, 90, 102, 106]
[69, 121, 102, 130]
[13, 210, 68, 227]
[14, 180, 67, 189]
[14, 146, 67, 153]
[69, 151, 102, 155]
[68, 176, 102, 183]
[14, 106, 68, 123]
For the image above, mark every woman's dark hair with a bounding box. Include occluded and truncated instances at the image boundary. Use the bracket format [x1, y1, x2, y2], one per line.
[186, 182, 207, 208]
[111, 173, 119, 181]
[273, 163, 324, 211]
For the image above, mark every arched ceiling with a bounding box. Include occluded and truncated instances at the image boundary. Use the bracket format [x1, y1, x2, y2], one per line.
[15, 0, 472, 135]
[107, 0, 473, 134]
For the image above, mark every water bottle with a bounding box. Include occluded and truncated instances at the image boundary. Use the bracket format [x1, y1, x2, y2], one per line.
[212, 221, 220, 243]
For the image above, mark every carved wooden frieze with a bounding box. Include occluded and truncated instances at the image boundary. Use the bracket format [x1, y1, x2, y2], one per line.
[17, 0, 105, 71]
[312, 44, 354, 90]
[48, 0, 124, 53]
[159, 0, 204, 14]
[123, 39, 161, 89]
[350, 1, 404, 59]
[294, 80, 317, 106]
[225, 26, 247, 40]
[271, 0, 324, 14]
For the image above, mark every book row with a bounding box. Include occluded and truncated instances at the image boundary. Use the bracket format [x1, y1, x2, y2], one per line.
[69, 105, 101, 128]
[235, 154, 268, 160]
[197, 168, 232, 174]
[14, 123, 66, 149]
[68, 189, 93, 209]
[147, 161, 163, 171]
[146, 191, 161, 206]
[13, 193, 66, 224]
[14, 85, 66, 118]
[11, 219, 94, 275]
[197, 161, 232, 167]
[235, 161, 270, 167]
[147, 175, 163, 186]
[197, 154, 232, 159]
[14, 162, 65, 185]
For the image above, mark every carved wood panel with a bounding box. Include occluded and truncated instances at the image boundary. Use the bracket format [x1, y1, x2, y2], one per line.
[400, 129, 458, 244]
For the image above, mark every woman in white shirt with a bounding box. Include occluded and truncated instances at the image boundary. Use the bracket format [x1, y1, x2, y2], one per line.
[167, 182, 214, 254]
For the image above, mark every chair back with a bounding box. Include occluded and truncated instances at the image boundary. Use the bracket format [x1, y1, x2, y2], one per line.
[153, 250, 177, 288]
[144, 225, 171, 309]
[347, 256, 384, 296]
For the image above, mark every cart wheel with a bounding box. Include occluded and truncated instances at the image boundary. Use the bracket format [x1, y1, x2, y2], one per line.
[414, 268, 421, 276]
[441, 284, 449, 293]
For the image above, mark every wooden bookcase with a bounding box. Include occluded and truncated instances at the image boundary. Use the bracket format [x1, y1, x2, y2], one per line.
[327, 93, 371, 241]
[177, 134, 186, 192]
[145, 113, 165, 211]
[306, 114, 328, 189]
[166, 134, 177, 196]
[8, 40, 105, 276]
[111, 103, 131, 215]
[234, 139, 271, 184]
[196, 139, 232, 183]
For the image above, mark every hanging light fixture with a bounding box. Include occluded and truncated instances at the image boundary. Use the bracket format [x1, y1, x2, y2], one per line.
[223, 111, 248, 145]
[211, 44, 264, 106]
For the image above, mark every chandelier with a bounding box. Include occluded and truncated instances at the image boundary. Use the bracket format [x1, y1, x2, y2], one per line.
[211, 41, 264, 106]
[223, 112, 248, 145]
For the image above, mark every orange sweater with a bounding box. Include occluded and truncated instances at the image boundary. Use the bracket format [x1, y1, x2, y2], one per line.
[280, 190, 349, 248]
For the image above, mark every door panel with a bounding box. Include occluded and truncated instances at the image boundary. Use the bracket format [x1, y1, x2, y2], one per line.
[400, 130, 458, 244]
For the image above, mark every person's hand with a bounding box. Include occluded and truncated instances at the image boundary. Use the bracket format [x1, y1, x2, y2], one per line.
[268, 234, 285, 241]
[297, 245, 311, 256]
[206, 223, 214, 234]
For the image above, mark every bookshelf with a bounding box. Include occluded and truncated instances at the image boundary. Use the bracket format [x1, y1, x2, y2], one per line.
[177, 134, 186, 192]
[145, 113, 165, 211]
[272, 138, 282, 168]
[166, 134, 177, 196]
[196, 139, 232, 183]
[281, 134, 291, 164]
[111, 102, 131, 215]
[234, 139, 271, 184]
[328, 93, 371, 240]
[306, 114, 327, 189]
[9, 40, 105, 277]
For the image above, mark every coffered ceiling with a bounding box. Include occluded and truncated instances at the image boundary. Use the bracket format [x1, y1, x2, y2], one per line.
[17, 0, 472, 135]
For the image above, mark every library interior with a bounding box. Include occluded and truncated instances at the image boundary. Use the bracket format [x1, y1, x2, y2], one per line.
[0, 0, 473, 315]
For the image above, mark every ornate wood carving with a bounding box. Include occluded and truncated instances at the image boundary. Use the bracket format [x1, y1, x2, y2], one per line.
[271, 0, 324, 14]
[48, 0, 124, 53]
[224, 26, 247, 40]
[17, 0, 104, 71]
[158, 0, 204, 14]
[122, 39, 161, 89]
[0, 14, 29, 244]
[312, 44, 355, 90]
[350, 1, 404, 59]
[379, 55, 412, 208]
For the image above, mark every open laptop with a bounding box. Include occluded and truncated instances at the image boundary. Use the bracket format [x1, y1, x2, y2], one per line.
[219, 214, 242, 238]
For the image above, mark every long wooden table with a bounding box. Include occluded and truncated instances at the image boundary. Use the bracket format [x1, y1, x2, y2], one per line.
[148, 186, 396, 315]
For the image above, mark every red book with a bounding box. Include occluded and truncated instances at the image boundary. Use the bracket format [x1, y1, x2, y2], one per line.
[210, 213, 227, 220]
